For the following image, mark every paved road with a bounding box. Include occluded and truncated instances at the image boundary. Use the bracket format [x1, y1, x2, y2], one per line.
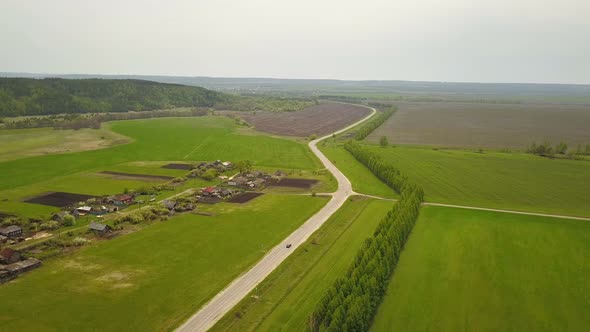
[176, 106, 376, 332]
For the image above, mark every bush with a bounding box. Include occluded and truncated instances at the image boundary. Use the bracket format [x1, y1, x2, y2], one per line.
[72, 237, 91, 246]
[62, 214, 76, 226]
[40, 220, 60, 231]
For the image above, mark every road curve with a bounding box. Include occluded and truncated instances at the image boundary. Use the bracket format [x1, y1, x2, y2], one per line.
[176, 105, 376, 332]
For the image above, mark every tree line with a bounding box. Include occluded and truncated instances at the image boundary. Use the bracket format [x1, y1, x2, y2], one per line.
[309, 184, 423, 331]
[309, 140, 424, 331]
[0, 78, 315, 118]
[354, 107, 396, 141]
[344, 140, 409, 193]
[527, 141, 590, 158]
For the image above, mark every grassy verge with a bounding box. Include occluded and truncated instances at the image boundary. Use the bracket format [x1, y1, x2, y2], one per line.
[371, 206, 590, 331]
[212, 196, 393, 331]
[319, 145, 397, 198]
[0, 194, 328, 332]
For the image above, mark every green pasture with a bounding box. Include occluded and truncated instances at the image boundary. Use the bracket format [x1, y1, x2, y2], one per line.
[212, 197, 393, 331]
[368, 145, 590, 217]
[0, 194, 328, 332]
[371, 206, 590, 332]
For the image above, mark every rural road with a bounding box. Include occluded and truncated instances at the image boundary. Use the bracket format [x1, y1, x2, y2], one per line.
[176, 105, 377, 332]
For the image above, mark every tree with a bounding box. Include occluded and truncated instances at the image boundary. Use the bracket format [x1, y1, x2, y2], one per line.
[62, 214, 76, 226]
[380, 136, 388, 147]
[555, 142, 568, 154]
[201, 168, 218, 180]
[235, 160, 253, 173]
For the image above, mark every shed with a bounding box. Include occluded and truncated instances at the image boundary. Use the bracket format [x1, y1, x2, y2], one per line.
[89, 222, 111, 236]
[0, 225, 23, 238]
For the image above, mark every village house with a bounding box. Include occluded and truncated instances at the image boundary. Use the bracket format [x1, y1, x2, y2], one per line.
[0, 225, 22, 238]
[201, 186, 220, 197]
[2, 258, 42, 278]
[89, 222, 111, 236]
[0, 248, 21, 264]
[76, 206, 92, 216]
[111, 194, 134, 206]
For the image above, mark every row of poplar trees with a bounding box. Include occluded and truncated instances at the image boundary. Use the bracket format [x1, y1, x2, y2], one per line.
[308, 140, 424, 332]
[354, 107, 396, 140]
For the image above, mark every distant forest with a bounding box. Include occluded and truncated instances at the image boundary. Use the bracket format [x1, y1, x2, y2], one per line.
[0, 78, 229, 117]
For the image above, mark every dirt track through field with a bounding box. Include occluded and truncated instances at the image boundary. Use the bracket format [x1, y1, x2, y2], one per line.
[99, 171, 174, 182]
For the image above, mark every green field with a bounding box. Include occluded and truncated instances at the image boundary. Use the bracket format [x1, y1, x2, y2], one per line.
[367, 145, 590, 217]
[319, 145, 397, 198]
[0, 124, 130, 162]
[0, 116, 319, 218]
[0, 194, 328, 332]
[212, 197, 393, 331]
[371, 206, 590, 331]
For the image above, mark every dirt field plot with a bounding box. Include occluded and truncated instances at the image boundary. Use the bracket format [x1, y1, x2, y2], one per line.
[99, 171, 174, 182]
[228, 192, 264, 203]
[24, 192, 95, 207]
[161, 163, 192, 170]
[271, 178, 319, 188]
[368, 102, 590, 149]
[237, 101, 371, 137]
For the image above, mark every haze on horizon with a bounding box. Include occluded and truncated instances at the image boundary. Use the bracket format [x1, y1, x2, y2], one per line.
[1, 0, 589, 85]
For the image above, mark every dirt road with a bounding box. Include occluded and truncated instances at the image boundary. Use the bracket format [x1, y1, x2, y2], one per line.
[175, 105, 376, 332]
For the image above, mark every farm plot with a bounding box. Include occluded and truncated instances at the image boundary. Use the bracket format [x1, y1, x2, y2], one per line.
[237, 101, 371, 137]
[228, 192, 264, 203]
[371, 206, 590, 332]
[271, 178, 318, 189]
[0, 194, 328, 332]
[98, 171, 174, 182]
[368, 101, 590, 149]
[24, 191, 95, 207]
[162, 163, 192, 170]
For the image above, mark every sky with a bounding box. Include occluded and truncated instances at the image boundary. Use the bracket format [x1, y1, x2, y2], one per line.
[1, 0, 589, 84]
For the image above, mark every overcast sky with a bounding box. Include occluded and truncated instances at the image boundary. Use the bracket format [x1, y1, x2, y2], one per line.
[1, 0, 589, 84]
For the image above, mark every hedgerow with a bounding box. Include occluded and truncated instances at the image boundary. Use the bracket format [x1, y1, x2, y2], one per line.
[309, 141, 424, 331]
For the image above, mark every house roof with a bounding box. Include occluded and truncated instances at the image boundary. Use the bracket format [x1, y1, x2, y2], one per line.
[1, 225, 22, 233]
[162, 200, 177, 209]
[115, 194, 133, 201]
[89, 222, 109, 231]
[1, 248, 18, 259]
[77, 206, 92, 212]
[202, 187, 217, 193]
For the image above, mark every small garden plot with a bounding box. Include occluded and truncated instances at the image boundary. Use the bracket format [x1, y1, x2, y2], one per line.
[25, 192, 95, 207]
[161, 163, 192, 170]
[228, 192, 264, 204]
[271, 178, 318, 189]
[99, 171, 174, 182]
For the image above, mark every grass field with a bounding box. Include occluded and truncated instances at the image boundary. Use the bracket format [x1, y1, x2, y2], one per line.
[368, 145, 590, 217]
[0, 124, 130, 162]
[0, 116, 320, 218]
[371, 206, 590, 332]
[0, 194, 328, 332]
[368, 101, 590, 149]
[319, 144, 397, 198]
[212, 197, 393, 331]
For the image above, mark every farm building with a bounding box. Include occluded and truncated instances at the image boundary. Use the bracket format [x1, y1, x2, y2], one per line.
[0, 248, 21, 264]
[3, 258, 41, 275]
[111, 194, 134, 206]
[89, 222, 111, 236]
[201, 187, 219, 197]
[76, 206, 92, 215]
[0, 225, 23, 238]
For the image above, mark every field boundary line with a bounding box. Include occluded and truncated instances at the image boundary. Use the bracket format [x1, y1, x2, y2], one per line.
[423, 202, 590, 221]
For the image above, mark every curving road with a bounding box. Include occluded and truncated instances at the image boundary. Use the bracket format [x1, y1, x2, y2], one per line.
[176, 105, 376, 332]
